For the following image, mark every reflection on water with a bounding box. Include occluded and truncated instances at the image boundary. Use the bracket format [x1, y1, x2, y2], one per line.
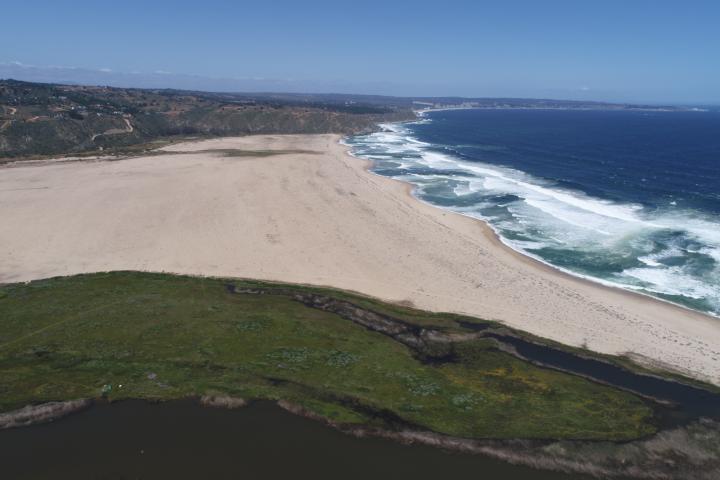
[0, 400, 602, 479]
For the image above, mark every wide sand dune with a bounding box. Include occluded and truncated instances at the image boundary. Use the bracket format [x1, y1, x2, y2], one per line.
[1, 134, 718, 384]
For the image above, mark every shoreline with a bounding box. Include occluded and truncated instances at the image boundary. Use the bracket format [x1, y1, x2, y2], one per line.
[348, 114, 720, 323]
[0, 399, 92, 429]
[352, 141, 720, 321]
[344, 135, 719, 324]
[350, 146, 720, 381]
[1, 134, 718, 385]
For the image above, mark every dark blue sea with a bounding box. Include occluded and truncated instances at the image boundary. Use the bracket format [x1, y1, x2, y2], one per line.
[346, 109, 720, 316]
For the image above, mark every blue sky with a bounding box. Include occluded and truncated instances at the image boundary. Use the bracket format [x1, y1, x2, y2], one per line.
[2, 0, 719, 103]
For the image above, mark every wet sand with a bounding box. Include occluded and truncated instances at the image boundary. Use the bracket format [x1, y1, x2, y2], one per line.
[0, 134, 718, 385]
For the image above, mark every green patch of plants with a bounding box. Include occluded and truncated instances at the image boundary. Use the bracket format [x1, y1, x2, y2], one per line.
[0, 271, 658, 440]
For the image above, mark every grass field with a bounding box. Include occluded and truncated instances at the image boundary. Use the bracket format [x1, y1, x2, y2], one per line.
[0, 271, 656, 440]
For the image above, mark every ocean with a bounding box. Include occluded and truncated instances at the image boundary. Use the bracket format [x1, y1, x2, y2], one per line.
[346, 108, 720, 316]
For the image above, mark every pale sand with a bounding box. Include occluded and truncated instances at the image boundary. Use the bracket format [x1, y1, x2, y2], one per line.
[1, 134, 718, 385]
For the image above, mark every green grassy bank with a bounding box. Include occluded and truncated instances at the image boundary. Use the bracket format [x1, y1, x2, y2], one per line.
[0, 271, 656, 440]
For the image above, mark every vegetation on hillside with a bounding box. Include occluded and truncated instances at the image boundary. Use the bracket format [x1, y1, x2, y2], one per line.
[0, 80, 413, 158]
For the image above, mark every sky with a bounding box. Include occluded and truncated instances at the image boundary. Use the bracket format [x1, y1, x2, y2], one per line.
[2, 0, 719, 104]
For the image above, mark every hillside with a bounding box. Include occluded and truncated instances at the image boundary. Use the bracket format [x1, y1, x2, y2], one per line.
[1, 79, 690, 160]
[0, 80, 413, 159]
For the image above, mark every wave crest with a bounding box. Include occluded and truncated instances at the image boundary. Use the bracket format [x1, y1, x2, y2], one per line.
[346, 122, 720, 316]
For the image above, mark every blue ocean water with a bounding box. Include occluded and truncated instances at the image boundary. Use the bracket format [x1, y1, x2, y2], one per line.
[346, 109, 720, 316]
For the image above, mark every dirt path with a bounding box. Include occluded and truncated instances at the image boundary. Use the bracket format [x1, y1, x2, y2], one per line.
[0, 106, 17, 131]
[91, 117, 134, 141]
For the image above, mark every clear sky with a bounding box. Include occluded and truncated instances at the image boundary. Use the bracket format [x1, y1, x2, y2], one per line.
[2, 0, 719, 103]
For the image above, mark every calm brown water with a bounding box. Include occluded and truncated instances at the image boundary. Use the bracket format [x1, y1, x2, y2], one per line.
[0, 400, 601, 479]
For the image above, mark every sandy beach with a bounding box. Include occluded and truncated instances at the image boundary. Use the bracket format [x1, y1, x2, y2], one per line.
[1, 134, 718, 385]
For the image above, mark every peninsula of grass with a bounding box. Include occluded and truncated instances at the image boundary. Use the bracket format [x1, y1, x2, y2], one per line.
[0, 271, 656, 440]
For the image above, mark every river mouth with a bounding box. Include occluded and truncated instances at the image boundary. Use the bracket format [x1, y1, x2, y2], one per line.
[0, 400, 605, 480]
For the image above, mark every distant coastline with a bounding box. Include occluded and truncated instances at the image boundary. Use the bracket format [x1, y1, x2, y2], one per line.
[1, 78, 704, 160]
[414, 104, 706, 116]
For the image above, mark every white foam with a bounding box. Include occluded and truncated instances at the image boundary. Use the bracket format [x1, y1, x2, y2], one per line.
[347, 121, 720, 314]
[408, 144, 658, 232]
[622, 266, 720, 301]
[452, 179, 485, 196]
[462, 163, 646, 223]
[638, 256, 663, 267]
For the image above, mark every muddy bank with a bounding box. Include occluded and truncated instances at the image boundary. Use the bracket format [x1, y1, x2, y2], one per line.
[0, 399, 92, 430]
[279, 399, 720, 480]
[199, 395, 248, 409]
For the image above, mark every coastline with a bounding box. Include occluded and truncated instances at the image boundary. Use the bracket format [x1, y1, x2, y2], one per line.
[346, 141, 720, 382]
[345, 129, 720, 322]
[350, 131, 720, 320]
[413, 106, 699, 116]
[0, 134, 718, 385]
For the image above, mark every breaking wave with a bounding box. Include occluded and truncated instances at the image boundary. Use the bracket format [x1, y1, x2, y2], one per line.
[346, 120, 720, 316]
